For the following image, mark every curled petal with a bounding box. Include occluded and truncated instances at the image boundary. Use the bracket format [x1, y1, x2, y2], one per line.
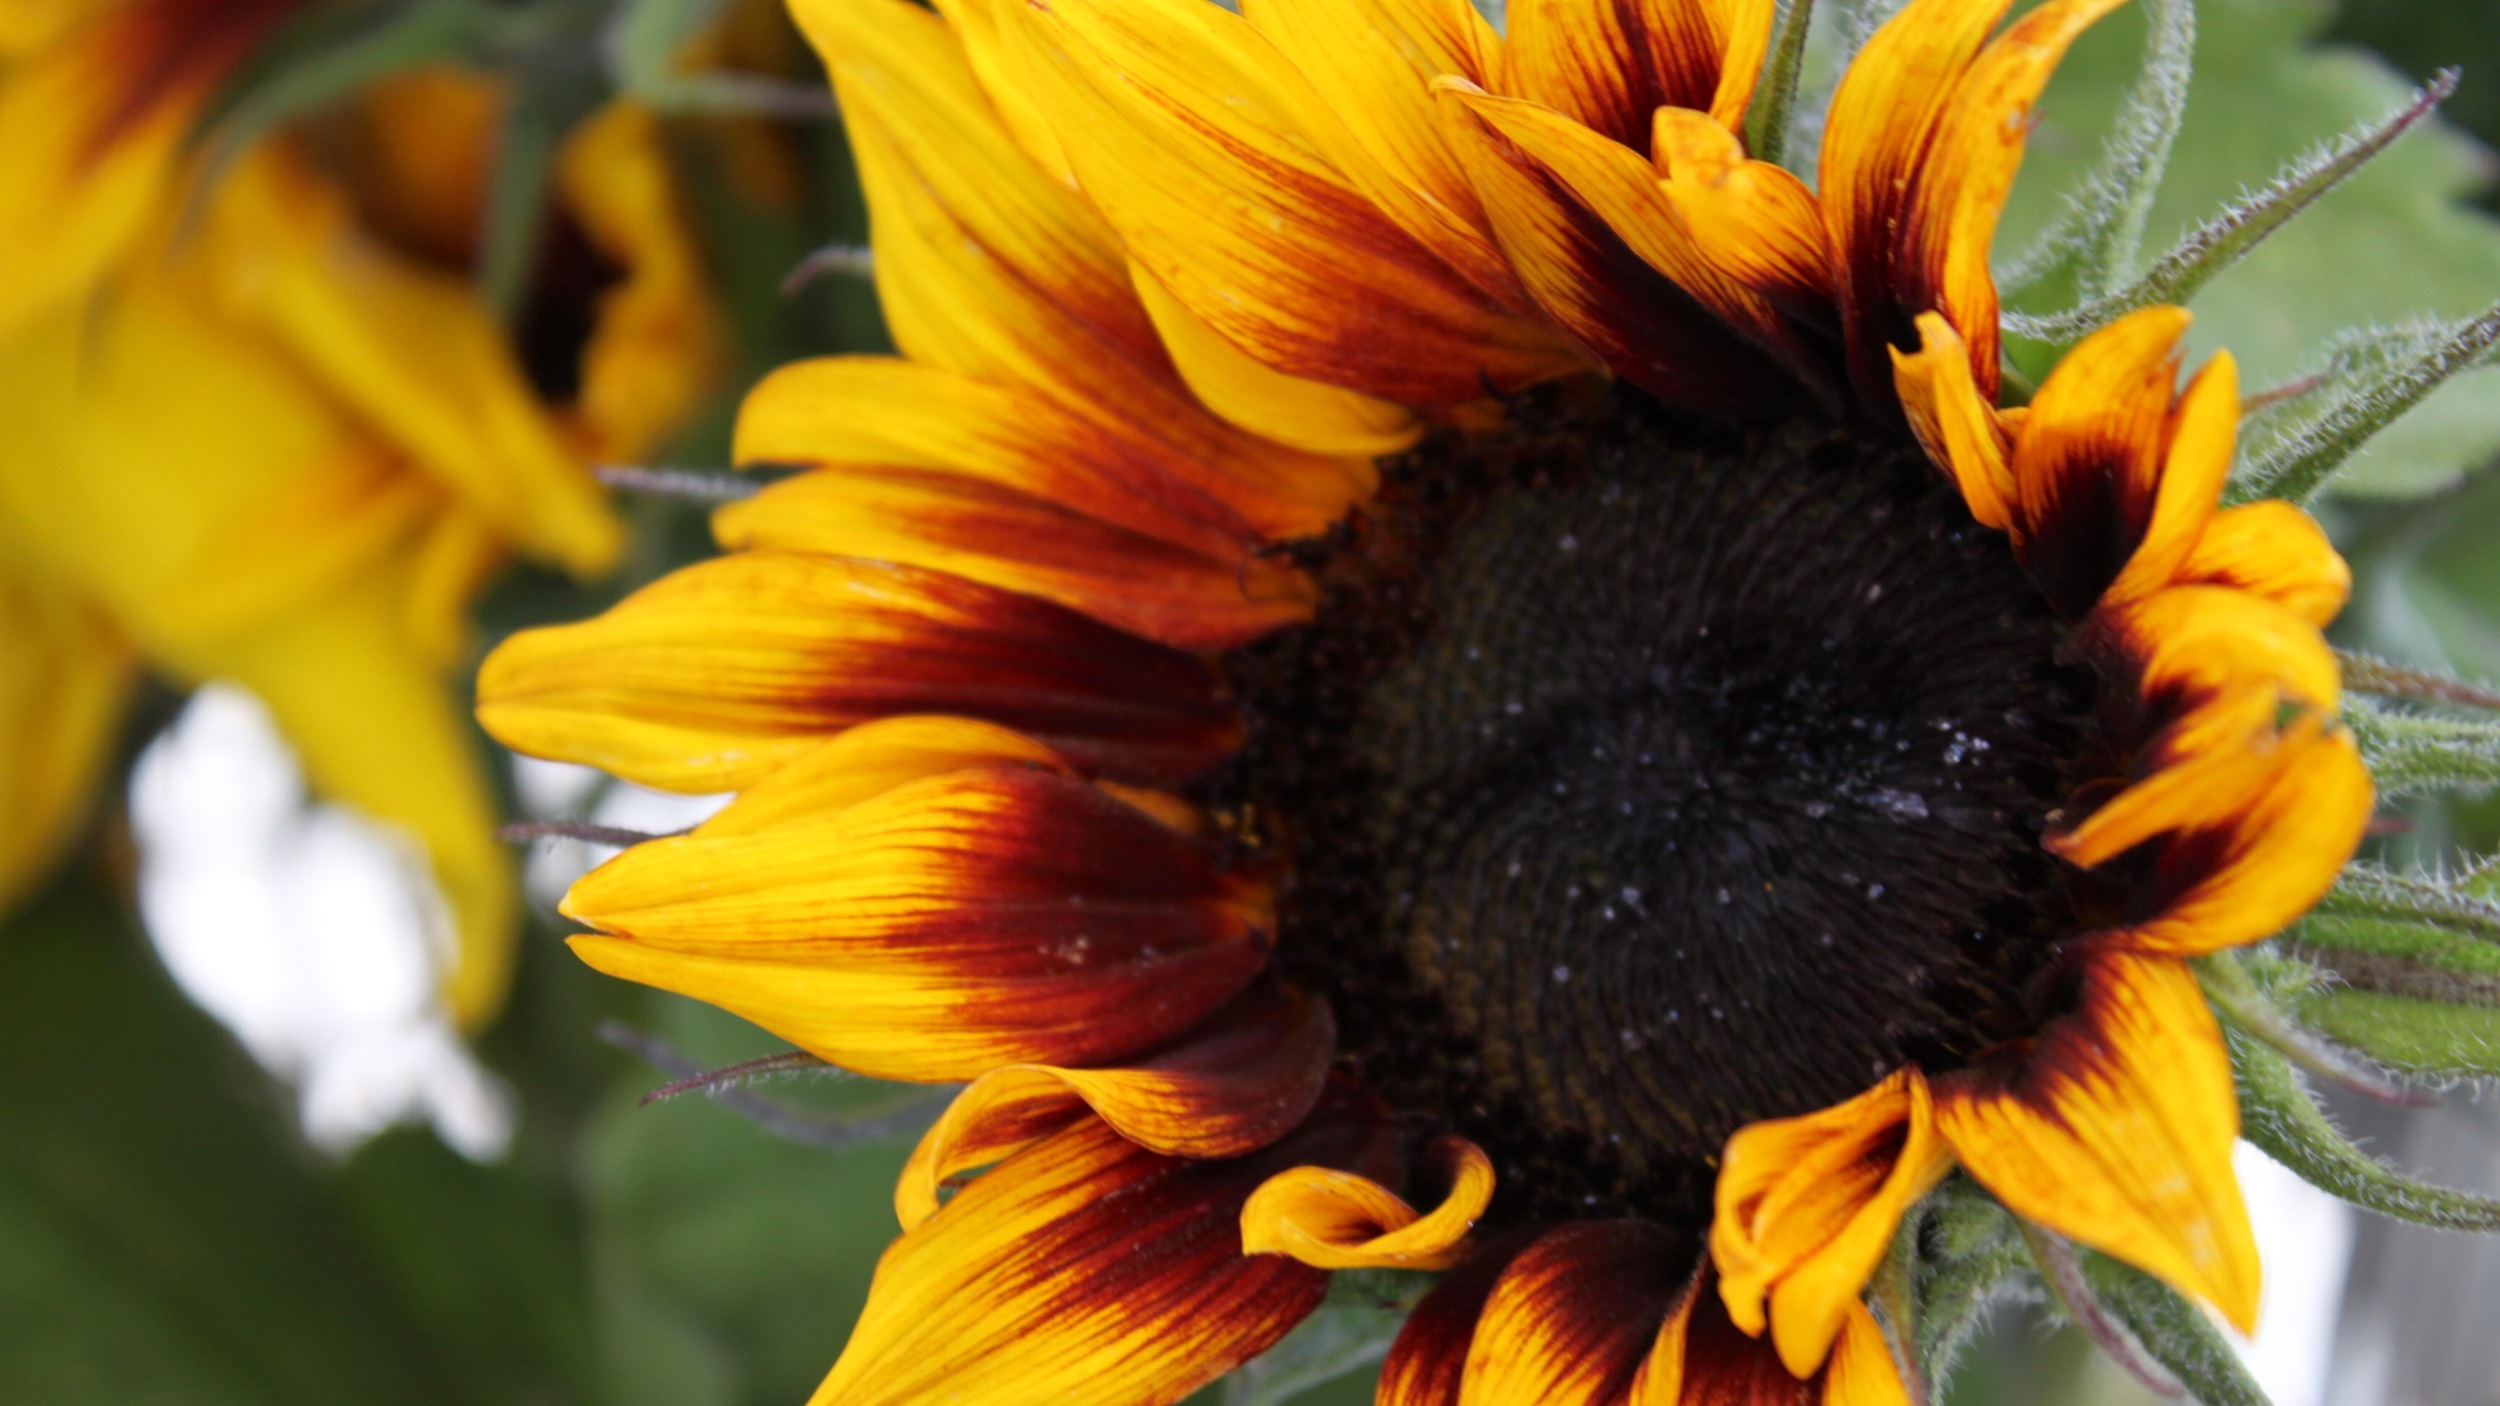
[1456, 1221, 1695, 1406]
[898, 980, 1336, 1227]
[561, 766, 1272, 1081]
[1653, 107, 1835, 318]
[1711, 1068, 1951, 1377]
[2104, 352, 2241, 605]
[1891, 312, 2015, 529]
[1671, 1287, 1912, 1405]
[810, 1114, 1351, 1406]
[2095, 584, 2344, 724]
[1937, 950, 2262, 1332]
[2177, 501, 2352, 628]
[475, 552, 1241, 791]
[1242, 1135, 1495, 1271]
[1892, 0, 2131, 394]
[1506, 0, 1776, 147]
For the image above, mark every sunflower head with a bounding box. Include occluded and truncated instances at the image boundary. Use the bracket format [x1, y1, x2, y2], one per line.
[478, 0, 2495, 1398]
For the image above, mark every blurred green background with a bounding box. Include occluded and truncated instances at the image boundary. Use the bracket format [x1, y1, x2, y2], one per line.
[14, 1, 2500, 1404]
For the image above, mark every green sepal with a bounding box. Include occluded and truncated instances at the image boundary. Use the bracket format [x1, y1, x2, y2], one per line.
[2077, 1254, 2271, 1406]
[1996, 0, 2194, 306]
[477, 54, 609, 323]
[2230, 1027, 2500, 1232]
[1744, 0, 1819, 173]
[2196, 949, 2420, 1102]
[193, 0, 494, 186]
[2002, 69, 2455, 350]
[2232, 304, 2500, 503]
[2338, 695, 2500, 796]
[2287, 986, 2500, 1078]
[1912, 1179, 2031, 1394]
[2340, 650, 2500, 711]
[603, 0, 837, 115]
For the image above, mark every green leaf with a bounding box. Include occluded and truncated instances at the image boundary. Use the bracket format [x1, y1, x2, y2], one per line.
[2005, 0, 2500, 497]
[2229, 1028, 2500, 1232]
[2287, 985, 2500, 1076]
[0, 881, 481, 1406]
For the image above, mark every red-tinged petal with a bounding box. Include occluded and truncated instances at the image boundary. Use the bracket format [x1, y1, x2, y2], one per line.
[2007, 307, 2194, 618]
[999, 0, 1582, 406]
[475, 552, 1240, 791]
[562, 766, 1272, 1081]
[2176, 501, 2352, 628]
[810, 1112, 1382, 1406]
[1711, 1069, 1951, 1378]
[1241, 1135, 1495, 1271]
[713, 464, 1317, 651]
[696, 715, 1067, 838]
[1819, 0, 2013, 402]
[1379, 1231, 1547, 1406]
[1240, 0, 1523, 305]
[1890, 313, 2015, 529]
[1130, 261, 1425, 458]
[1505, 0, 1776, 148]
[2106, 353, 2241, 606]
[1892, 0, 2130, 395]
[2091, 584, 2343, 727]
[1653, 106, 1836, 323]
[1440, 83, 1828, 398]
[898, 979, 1336, 1227]
[789, 0, 1376, 539]
[2062, 717, 2371, 957]
[1434, 87, 1807, 416]
[1456, 1221, 1696, 1406]
[1674, 1289, 1911, 1406]
[1937, 950, 2262, 1332]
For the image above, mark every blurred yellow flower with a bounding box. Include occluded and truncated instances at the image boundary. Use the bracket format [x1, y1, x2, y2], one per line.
[0, 0, 724, 1028]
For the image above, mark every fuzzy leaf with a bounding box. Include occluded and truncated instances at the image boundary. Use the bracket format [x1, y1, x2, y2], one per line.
[2002, 0, 2500, 497]
[2232, 303, 2500, 502]
[2287, 987, 2500, 1077]
[2229, 1028, 2500, 1232]
[2342, 696, 2500, 796]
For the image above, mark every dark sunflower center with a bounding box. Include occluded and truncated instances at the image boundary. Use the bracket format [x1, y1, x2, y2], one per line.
[1216, 387, 2101, 1230]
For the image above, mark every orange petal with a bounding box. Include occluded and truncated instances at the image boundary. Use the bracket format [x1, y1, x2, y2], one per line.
[1456, 1221, 1696, 1406]
[999, 0, 1580, 406]
[1505, 0, 1776, 147]
[1891, 0, 2130, 394]
[1890, 313, 2015, 529]
[1653, 106, 1836, 320]
[2092, 583, 2344, 725]
[2176, 501, 2352, 629]
[1671, 1288, 1911, 1405]
[713, 463, 1317, 652]
[1819, 0, 2013, 401]
[2105, 352, 2241, 606]
[1937, 949, 2262, 1332]
[1239, 0, 1521, 302]
[475, 552, 1240, 791]
[2007, 306, 2194, 617]
[1711, 1069, 1951, 1377]
[1379, 1231, 1546, 1406]
[2061, 716, 2371, 957]
[898, 979, 1336, 1226]
[1242, 1135, 1494, 1271]
[695, 715, 1066, 838]
[1434, 84, 1814, 413]
[562, 766, 1272, 1081]
[810, 1113, 1354, 1406]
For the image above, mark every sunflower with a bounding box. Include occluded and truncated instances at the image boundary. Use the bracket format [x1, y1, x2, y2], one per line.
[0, 0, 721, 1023]
[478, 0, 2374, 1398]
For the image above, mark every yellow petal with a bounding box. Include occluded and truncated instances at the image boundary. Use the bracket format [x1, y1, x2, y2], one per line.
[474, 552, 1241, 792]
[925, 0, 1079, 185]
[1893, 0, 2131, 397]
[1818, 0, 2011, 401]
[1505, 0, 1776, 146]
[812, 1114, 1334, 1406]
[1653, 106, 1835, 318]
[2093, 583, 2343, 720]
[1242, 1135, 1493, 1271]
[0, 566, 133, 913]
[1711, 1069, 1951, 1377]
[998, 0, 1580, 405]
[561, 767, 1272, 1080]
[1937, 950, 2262, 1332]
[2176, 501, 2352, 629]
[1890, 313, 2016, 528]
[899, 979, 1335, 1227]
[2105, 352, 2241, 606]
[697, 715, 1068, 838]
[553, 100, 725, 462]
